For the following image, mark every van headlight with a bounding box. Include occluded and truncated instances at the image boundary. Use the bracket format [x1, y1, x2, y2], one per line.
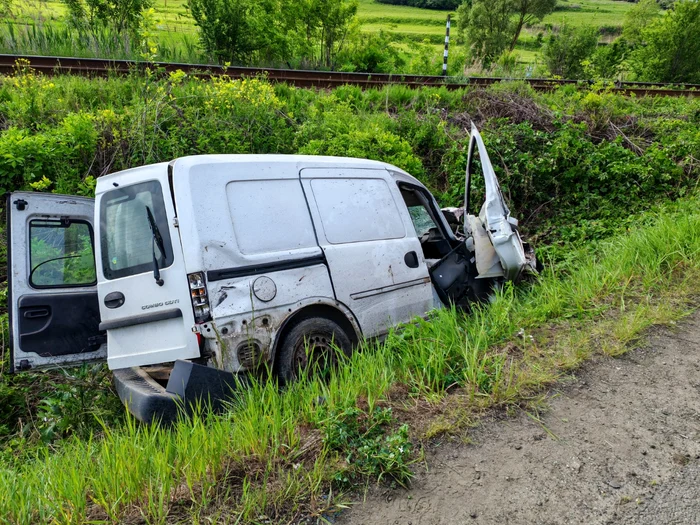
[188, 272, 212, 323]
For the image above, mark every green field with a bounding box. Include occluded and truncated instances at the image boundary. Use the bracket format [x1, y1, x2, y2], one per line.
[540, 0, 635, 29]
[4, 0, 642, 69]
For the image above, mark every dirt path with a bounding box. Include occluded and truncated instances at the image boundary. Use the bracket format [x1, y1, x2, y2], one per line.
[340, 312, 700, 525]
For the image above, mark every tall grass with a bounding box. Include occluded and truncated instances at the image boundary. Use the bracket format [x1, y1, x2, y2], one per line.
[1, 194, 699, 524]
[0, 20, 204, 63]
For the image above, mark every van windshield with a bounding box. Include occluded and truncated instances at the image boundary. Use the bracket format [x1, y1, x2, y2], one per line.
[100, 180, 173, 280]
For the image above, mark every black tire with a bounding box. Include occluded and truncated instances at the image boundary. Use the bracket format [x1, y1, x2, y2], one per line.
[275, 317, 353, 385]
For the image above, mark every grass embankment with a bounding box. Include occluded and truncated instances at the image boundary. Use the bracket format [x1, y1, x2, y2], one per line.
[1, 192, 698, 524]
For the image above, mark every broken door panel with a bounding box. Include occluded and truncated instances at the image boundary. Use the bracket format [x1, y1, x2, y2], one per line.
[465, 124, 530, 282]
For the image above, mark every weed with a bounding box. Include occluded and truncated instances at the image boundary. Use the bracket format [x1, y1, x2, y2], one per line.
[319, 406, 414, 487]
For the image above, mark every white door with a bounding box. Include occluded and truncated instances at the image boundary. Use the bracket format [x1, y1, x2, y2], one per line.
[466, 124, 528, 281]
[300, 168, 434, 337]
[7, 192, 106, 372]
[95, 173, 200, 370]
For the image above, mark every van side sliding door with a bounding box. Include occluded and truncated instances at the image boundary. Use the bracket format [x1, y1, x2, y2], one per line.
[300, 168, 434, 337]
[7, 192, 105, 372]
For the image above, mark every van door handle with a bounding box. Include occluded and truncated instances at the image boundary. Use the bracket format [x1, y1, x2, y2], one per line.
[24, 308, 49, 319]
[404, 251, 420, 268]
[104, 291, 125, 309]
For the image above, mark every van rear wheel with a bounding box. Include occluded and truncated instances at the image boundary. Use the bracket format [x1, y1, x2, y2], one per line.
[275, 317, 353, 385]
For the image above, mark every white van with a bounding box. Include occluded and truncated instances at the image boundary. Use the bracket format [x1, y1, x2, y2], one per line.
[6, 126, 535, 422]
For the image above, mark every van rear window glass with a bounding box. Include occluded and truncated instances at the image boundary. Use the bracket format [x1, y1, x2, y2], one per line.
[226, 179, 317, 255]
[29, 220, 96, 288]
[310, 178, 405, 244]
[100, 180, 173, 280]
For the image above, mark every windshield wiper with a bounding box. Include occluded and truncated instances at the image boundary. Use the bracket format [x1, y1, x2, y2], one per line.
[145, 206, 165, 287]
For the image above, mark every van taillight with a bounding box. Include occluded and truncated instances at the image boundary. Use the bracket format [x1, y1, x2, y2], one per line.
[188, 272, 211, 323]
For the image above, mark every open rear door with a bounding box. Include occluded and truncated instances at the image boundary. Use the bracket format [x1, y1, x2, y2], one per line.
[7, 192, 105, 372]
[465, 124, 530, 282]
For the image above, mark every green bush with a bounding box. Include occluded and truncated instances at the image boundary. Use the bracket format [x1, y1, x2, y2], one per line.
[0, 69, 697, 249]
[336, 31, 406, 73]
[299, 126, 424, 176]
[187, 0, 358, 67]
[586, 38, 627, 79]
[627, 0, 700, 84]
[542, 23, 599, 79]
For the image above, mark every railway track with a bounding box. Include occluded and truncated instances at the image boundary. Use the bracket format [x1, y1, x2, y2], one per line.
[2, 54, 699, 97]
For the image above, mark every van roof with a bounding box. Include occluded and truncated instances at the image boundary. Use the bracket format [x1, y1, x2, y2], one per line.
[97, 155, 426, 189]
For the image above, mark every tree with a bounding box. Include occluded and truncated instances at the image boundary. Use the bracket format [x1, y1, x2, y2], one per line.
[622, 0, 659, 47]
[509, 0, 557, 51]
[587, 38, 628, 79]
[457, 0, 557, 68]
[187, 0, 292, 65]
[542, 23, 598, 78]
[315, 0, 359, 67]
[458, 0, 513, 67]
[627, 0, 700, 83]
[62, 0, 153, 34]
[187, 0, 357, 67]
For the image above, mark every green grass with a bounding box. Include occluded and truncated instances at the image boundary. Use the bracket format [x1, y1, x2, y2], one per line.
[2, 0, 645, 67]
[1, 188, 698, 524]
[540, 0, 634, 29]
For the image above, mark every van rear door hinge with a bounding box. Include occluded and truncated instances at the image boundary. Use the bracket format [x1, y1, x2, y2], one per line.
[13, 198, 27, 211]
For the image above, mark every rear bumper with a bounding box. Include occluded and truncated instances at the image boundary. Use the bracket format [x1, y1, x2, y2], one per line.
[113, 367, 181, 424]
[113, 360, 246, 424]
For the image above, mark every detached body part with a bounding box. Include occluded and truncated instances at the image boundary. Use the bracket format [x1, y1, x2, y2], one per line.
[7, 125, 536, 422]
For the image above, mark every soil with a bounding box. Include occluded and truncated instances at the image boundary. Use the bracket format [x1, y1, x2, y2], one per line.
[338, 311, 700, 525]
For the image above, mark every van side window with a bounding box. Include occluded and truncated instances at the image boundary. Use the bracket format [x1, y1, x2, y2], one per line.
[310, 178, 405, 244]
[408, 206, 438, 238]
[29, 219, 96, 288]
[226, 179, 317, 254]
[399, 185, 452, 261]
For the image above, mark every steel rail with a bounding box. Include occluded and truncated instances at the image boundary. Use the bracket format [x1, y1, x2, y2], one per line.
[1, 54, 699, 97]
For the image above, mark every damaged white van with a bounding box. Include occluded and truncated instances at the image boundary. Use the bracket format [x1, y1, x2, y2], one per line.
[7, 125, 536, 422]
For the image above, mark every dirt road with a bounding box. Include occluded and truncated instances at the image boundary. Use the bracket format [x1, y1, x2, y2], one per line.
[340, 312, 700, 525]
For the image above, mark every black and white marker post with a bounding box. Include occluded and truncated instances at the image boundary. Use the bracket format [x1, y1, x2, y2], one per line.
[442, 14, 451, 76]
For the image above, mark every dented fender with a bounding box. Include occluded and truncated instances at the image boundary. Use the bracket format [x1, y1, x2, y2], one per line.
[197, 297, 361, 373]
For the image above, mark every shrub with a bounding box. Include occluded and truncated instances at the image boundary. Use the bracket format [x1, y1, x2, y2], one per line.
[337, 31, 405, 73]
[542, 23, 599, 79]
[186, 0, 295, 65]
[61, 0, 154, 56]
[187, 0, 358, 67]
[299, 126, 424, 176]
[585, 38, 628, 79]
[320, 406, 413, 486]
[627, 0, 700, 84]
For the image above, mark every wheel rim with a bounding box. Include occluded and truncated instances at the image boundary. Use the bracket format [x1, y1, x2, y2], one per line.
[291, 330, 338, 377]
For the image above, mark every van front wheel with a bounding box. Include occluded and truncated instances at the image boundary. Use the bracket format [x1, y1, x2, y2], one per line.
[275, 317, 353, 385]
